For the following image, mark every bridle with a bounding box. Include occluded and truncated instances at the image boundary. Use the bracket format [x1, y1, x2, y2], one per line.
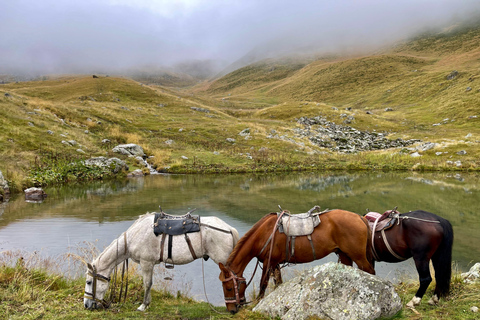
[84, 232, 129, 309]
[221, 266, 247, 309]
[84, 264, 111, 309]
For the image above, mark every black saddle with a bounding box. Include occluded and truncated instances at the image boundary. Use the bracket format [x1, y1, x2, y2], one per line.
[153, 210, 200, 236]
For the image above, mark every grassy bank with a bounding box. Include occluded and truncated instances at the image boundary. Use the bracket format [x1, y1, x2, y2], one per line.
[0, 251, 479, 320]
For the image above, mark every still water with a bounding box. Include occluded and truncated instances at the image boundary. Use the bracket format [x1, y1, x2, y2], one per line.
[1, 171, 479, 306]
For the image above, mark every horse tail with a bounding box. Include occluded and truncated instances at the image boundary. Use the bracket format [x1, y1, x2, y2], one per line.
[360, 216, 375, 268]
[431, 217, 454, 298]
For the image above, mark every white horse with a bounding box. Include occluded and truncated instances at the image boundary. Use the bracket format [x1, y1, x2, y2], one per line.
[83, 212, 239, 311]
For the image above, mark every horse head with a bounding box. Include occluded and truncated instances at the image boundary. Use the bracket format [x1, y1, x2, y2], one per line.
[84, 262, 111, 309]
[218, 263, 247, 314]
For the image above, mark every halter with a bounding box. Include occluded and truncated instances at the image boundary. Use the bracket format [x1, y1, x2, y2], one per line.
[84, 264, 111, 309]
[221, 267, 247, 308]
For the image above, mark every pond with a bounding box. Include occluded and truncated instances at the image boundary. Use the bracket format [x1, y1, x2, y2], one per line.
[1, 171, 479, 306]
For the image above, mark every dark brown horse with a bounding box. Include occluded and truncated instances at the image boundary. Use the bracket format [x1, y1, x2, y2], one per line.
[218, 209, 376, 314]
[367, 210, 453, 308]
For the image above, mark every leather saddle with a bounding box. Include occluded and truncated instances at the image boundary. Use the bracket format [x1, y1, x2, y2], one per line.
[276, 206, 329, 262]
[278, 207, 325, 237]
[365, 209, 400, 232]
[153, 210, 200, 236]
[152, 208, 202, 269]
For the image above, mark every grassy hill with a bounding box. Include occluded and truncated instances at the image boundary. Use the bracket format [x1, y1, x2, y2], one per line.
[1, 22, 480, 193]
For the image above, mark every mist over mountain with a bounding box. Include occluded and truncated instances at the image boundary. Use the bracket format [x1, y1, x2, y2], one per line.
[1, 0, 479, 81]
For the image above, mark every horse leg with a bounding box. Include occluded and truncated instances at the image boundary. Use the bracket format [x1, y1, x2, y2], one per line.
[258, 264, 272, 299]
[137, 260, 154, 312]
[272, 265, 283, 287]
[336, 250, 353, 266]
[407, 258, 432, 308]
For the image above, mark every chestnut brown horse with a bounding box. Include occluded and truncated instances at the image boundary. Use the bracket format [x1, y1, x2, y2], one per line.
[218, 208, 376, 314]
[367, 210, 453, 308]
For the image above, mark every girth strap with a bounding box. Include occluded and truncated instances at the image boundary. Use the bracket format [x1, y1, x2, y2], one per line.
[168, 235, 173, 261]
[307, 234, 316, 260]
[184, 233, 197, 260]
[160, 233, 167, 262]
[381, 229, 406, 261]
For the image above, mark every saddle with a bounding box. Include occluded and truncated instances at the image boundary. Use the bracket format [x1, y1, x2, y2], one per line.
[278, 207, 324, 236]
[365, 209, 400, 232]
[153, 210, 200, 236]
[277, 206, 330, 262]
[152, 208, 201, 269]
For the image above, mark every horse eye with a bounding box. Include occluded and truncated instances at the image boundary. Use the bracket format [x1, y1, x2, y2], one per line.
[226, 287, 233, 292]
[86, 280, 92, 285]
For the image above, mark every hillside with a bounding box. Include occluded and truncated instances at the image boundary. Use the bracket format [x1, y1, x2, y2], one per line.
[1, 23, 480, 193]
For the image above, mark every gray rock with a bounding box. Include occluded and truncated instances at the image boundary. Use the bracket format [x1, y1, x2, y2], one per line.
[0, 170, 10, 195]
[112, 144, 145, 158]
[416, 142, 436, 152]
[83, 157, 129, 173]
[102, 139, 111, 144]
[384, 107, 393, 112]
[466, 87, 472, 92]
[127, 169, 145, 177]
[47, 130, 54, 135]
[253, 262, 402, 320]
[296, 116, 419, 153]
[165, 139, 174, 145]
[191, 106, 210, 113]
[462, 263, 480, 283]
[239, 128, 250, 136]
[457, 150, 467, 155]
[446, 70, 458, 80]
[24, 187, 47, 202]
[226, 138, 236, 143]
[410, 152, 422, 157]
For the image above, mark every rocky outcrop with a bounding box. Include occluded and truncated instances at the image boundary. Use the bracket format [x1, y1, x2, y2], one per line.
[296, 116, 420, 153]
[83, 157, 128, 173]
[253, 262, 402, 320]
[112, 144, 145, 158]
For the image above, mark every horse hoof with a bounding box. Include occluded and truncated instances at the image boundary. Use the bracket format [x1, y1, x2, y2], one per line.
[428, 295, 439, 305]
[137, 304, 147, 312]
[406, 296, 421, 308]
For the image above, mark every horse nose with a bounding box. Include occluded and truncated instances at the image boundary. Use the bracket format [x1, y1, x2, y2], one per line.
[230, 309, 237, 315]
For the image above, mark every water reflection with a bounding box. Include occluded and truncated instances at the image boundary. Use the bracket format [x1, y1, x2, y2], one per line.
[0, 171, 479, 305]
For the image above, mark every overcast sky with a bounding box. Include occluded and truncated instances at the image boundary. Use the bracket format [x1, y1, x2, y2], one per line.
[1, 0, 479, 75]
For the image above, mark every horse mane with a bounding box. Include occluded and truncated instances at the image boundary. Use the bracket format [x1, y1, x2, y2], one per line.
[226, 212, 276, 266]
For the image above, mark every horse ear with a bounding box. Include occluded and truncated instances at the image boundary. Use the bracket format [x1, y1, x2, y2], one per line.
[87, 262, 93, 270]
[219, 263, 229, 276]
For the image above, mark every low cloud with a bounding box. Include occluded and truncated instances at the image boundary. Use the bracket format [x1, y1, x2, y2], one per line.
[1, 0, 479, 76]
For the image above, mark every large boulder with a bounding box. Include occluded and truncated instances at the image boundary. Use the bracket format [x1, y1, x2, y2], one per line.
[112, 144, 145, 158]
[253, 262, 402, 320]
[83, 157, 128, 173]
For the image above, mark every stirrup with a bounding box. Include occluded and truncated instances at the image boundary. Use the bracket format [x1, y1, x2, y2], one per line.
[165, 258, 174, 269]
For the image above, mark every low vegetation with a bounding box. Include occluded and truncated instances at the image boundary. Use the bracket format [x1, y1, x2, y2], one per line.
[0, 249, 478, 319]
